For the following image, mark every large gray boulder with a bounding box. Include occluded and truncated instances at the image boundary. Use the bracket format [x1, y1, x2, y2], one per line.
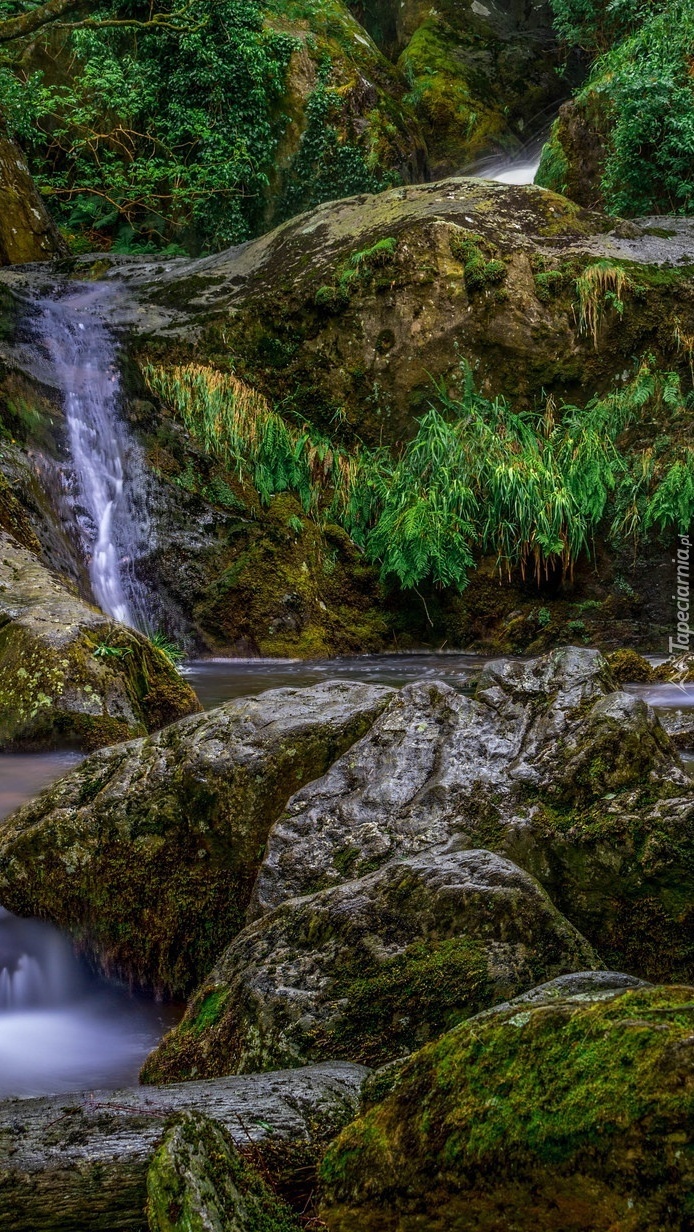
[0, 1061, 367, 1232]
[251, 648, 694, 981]
[0, 530, 200, 751]
[142, 846, 599, 1083]
[0, 681, 394, 995]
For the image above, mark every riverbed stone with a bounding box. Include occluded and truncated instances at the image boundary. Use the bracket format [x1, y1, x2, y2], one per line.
[318, 983, 694, 1232]
[141, 846, 600, 1083]
[146, 1110, 301, 1232]
[252, 647, 694, 981]
[0, 680, 394, 995]
[0, 530, 200, 751]
[0, 1061, 368, 1232]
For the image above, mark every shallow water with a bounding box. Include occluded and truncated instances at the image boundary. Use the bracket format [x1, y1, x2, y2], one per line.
[0, 753, 179, 1099]
[184, 651, 489, 710]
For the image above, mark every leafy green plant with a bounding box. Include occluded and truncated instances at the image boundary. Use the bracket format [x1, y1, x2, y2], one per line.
[93, 641, 132, 660]
[150, 631, 186, 666]
[449, 231, 507, 292]
[538, 607, 552, 626]
[0, 0, 298, 252]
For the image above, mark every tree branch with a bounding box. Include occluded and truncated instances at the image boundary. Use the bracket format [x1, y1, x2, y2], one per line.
[0, 1, 203, 45]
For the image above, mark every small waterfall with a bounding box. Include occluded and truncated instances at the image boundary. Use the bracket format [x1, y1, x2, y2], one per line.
[33, 284, 153, 630]
[0, 907, 83, 1011]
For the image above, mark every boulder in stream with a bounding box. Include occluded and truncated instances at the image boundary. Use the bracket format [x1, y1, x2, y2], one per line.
[142, 846, 599, 1083]
[0, 530, 200, 751]
[252, 647, 694, 981]
[319, 982, 694, 1232]
[0, 680, 393, 995]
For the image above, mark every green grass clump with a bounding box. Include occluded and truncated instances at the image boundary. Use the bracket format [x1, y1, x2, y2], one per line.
[449, 231, 507, 291]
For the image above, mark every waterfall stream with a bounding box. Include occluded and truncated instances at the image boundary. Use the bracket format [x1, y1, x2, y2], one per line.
[34, 284, 153, 630]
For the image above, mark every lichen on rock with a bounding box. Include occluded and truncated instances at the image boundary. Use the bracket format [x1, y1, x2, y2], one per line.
[0, 530, 199, 751]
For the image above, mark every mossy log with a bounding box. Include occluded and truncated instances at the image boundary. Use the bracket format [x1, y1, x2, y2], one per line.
[0, 1061, 368, 1232]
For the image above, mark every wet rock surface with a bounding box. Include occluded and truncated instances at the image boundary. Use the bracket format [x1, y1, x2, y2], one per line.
[142, 846, 599, 1082]
[0, 1061, 367, 1232]
[252, 648, 693, 980]
[0, 680, 394, 995]
[0, 530, 199, 751]
[146, 1110, 301, 1232]
[319, 984, 694, 1232]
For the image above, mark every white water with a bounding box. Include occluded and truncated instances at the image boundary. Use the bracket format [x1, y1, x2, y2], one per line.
[34, 284, 152, 630]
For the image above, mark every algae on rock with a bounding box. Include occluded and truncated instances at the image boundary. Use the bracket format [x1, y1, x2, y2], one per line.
[0, 530, 199, 751]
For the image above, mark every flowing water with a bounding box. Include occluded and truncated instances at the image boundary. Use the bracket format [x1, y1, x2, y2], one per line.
[33, 284, 152, 630]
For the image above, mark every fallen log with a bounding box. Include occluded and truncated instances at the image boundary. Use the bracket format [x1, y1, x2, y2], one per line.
[0, 1061, 369, 1232]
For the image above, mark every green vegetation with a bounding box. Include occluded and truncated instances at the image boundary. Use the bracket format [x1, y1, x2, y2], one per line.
[548, 0, 694, 215]
[93, 641, 133, 660]
[146, 357, 694, 596]
[320, 986, 694, 1228]
[149, 631, 186, 666]
[449, 231, 507, 292]
[0, 1, 298, 252]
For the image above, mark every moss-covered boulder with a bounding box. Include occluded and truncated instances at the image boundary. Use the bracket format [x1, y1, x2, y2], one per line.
[142, 846, 599, 1083]
[394, 0, 564, 177]
[536, 96, 609, 212]
[0, 680, 393, 995]
[252, 647, 694, 981]
[0, 530, 199, 751]
[146, 1111, 300, 1232]
[319, 983, 694, 1232]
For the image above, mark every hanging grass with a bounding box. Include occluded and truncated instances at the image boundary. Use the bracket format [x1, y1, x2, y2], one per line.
[144, 358, 694, 595]
[575, 260, 633, 346]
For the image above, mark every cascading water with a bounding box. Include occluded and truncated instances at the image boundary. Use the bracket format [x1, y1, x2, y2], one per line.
[33, 283, 153, 630]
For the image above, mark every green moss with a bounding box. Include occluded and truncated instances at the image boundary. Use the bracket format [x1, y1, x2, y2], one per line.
[449, 229, 507, 292]
[320, 986, 694, 1230]
[190, 988, 231, 1033]
[536, 120, 569, 196]
[146, 1111, 301, 1232]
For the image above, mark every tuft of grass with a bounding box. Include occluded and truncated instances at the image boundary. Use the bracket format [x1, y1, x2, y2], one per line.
[150, 631, 186, 666]
[576, 260, 632, 346]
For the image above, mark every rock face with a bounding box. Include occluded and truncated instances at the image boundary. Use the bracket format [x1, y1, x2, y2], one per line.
[0, 1061, 368, 1232]
[0, 680, 393, 994]
[0, 530, 200, 751]
[319, 983, 694, 1232]
[141, 846, 600, 1083]
[0, 122, 67, 265]
[252, 648, 694, 980]
[146, 1111, 300, 1232]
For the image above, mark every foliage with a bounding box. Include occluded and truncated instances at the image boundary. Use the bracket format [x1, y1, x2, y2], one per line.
[315, 236, 398, 310]
[550, 0, 694, 216]
[93, 640, 133, 659]
[278, 58, 399, 222]
[149, 631, 186, 665]
[575, 260, 631, 345]
[449, 231, 507, 292]
[146, 357, 694, 596]
[0, 0, 298, 252]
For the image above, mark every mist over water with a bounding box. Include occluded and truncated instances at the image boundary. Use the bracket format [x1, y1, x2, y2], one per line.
[33, 284, 153, 630]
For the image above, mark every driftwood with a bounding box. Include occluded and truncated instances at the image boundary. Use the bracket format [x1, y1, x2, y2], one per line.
[0, 1061, 368, 1231]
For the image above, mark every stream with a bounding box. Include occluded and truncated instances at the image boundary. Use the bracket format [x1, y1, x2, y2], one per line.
[0, 278, 690, 1101]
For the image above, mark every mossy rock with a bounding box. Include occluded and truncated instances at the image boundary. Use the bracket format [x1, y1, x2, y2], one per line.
[141, 846, 599, 1083]
[0, 680, 393, 995]
[146, 1110, 300, 1232]
[606, 648, 655, 685]
[319, 983, 694, 1231]
[251, 648, 694, 983]
[0, 530, 200, 751]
